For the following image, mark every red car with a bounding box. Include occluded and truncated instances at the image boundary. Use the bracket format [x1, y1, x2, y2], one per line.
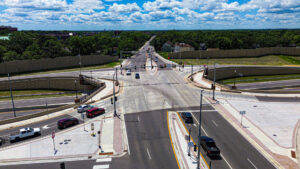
[57, 118, 79, 129]
[86, 107, 105, 118]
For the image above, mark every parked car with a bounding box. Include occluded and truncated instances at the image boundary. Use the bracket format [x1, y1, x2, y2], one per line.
[200, 136, 220, 157]
[9, 127, 41, 143]
[86, 107, 105, 118]
[0, 137, 4, 146]
[181, 112, 193, 124]
[135, 73, 140, 79]
[77, 104, 93, 113]
[126, 70, 131, 75]
[57, 118, 79, 129]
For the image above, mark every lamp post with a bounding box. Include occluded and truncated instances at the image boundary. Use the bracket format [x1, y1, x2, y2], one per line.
[74, 80, 78, 98]
[8, 73, 16, 118]
[213, 62, 216, 100]
[197, 90, 204, 169]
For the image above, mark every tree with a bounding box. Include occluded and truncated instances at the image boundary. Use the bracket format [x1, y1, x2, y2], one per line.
[3, 51, 19, 61]
[0, 45, 7, 61]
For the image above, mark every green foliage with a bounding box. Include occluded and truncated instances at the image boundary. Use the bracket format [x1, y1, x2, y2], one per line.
[151, 30, 300, 51]
[0, 31, 151, 62]
[278, 55, 300, 64]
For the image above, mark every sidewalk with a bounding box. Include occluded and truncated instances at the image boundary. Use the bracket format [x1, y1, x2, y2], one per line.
[0, 113, 125, 164]
[168, 111, 209, 169]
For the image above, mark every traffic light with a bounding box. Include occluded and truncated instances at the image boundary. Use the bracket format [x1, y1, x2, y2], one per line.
[194, 145, 197, 152]
[114, 96, 118, 102]
[135, 66, 136, 70]
[60, 162, 65, 169]
[151, 66, 153, 69]
[111, 97, 113, 104]
[143, 64, 146, 69]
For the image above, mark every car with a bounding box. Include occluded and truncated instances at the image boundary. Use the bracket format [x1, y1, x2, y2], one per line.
[0, 137, 4, 146]
[135, 73, 140, 79]
[200, 136, 220, 157]
[57, 118, 79, 129]
[181, 112, 193, 124]
[9, 127, 41, 143]
[77, 104, 93, 113]
[126, 70, 131, 75]
[86, 107, 105, 118]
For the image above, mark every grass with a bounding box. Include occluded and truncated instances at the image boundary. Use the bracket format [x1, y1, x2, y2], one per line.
[0, 90, 81, 101]
[11, 61, 121, 77]
[220, 74, 300, 84]
[166, 55, 300, 66]
[158, 52, 169, 59]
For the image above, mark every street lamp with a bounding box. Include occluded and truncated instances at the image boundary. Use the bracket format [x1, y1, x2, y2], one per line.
[74, 80, 78, 98]
[197, 90, 204, 169]
[212, 63, 216, 100]
[8, 73, 16, 118]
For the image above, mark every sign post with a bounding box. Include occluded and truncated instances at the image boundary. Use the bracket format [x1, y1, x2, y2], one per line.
[81, 113, 86, 131]
[52, 131, 56, 153]
[240, 111, 246, 127]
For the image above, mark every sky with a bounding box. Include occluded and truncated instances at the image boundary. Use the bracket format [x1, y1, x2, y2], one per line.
[0, 0, 299, 30]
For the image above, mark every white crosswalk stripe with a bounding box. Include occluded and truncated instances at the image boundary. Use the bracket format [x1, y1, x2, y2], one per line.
[93, 164, 109, 169]
[96, 158, 112, 163]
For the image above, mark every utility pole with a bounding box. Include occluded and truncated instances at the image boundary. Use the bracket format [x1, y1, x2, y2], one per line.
[197, 90, 204, 169]
[113, 69, 117, 117]
[191, 65, 193, 76]
[75, 80, 78, 98]
[213, 63, 216, 100]
[79, 53, 82, 75]
[8, 73, 16, 118]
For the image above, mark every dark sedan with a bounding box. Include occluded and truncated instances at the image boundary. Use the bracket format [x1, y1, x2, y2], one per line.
[57, 118, 79, 129]
[200, 136, 220, 157]
[181, 112, 194, 124]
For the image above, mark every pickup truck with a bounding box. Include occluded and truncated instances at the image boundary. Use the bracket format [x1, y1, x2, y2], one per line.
[200, 136, 220, 157]
[9, 127, 41, 142]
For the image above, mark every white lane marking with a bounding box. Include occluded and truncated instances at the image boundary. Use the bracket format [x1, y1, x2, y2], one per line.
[147, 148, 152, 160]
[221, 154, 234, 169]
[93, 165, 110, 169]
[193, 124, 197, 127]
[137, 115, 140, 122]
[247, 158, 258, 169]
[96, 158, 112, 163]
[190, 112, 208, 135]
[190, 112, 233, 169]
[212, 120, 218, 127]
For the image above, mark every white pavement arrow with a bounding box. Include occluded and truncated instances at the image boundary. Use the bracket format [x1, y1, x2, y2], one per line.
[42, 125, 50, 129]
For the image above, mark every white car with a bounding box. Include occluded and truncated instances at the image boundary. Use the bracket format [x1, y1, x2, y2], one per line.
[126, 70, 131, 75]
[77, 104, 93, 113]
[9, 127, 41, 142]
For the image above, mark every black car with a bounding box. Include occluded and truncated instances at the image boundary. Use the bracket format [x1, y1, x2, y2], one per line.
[200, 136, 220, 157]
[0, 137, 4, 146]
[181, 112, 193, 124]
[135, 73, 140, 79]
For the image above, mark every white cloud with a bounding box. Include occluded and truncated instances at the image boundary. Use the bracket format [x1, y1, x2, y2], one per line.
[109, 2, 140, 13]
[143, 0, 181, 11]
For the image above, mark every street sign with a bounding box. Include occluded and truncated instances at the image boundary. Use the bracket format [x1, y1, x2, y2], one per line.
[188, 142, 194, 147]
[52, 131, 55, 139]
[240, 111, 246, 115]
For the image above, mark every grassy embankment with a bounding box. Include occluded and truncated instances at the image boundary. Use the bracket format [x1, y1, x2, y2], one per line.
[0, 90, 82, 101]
[158, 52, 300, 84]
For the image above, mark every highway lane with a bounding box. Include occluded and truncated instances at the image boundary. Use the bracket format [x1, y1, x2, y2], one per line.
[0, 114, 83, 148]
[236, 79, 300, 90]
[0, 96, 75, 110]
[180, 110, 276, 169]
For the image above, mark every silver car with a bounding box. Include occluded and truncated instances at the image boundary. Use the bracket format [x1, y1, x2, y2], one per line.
[77, 104, 93, 113]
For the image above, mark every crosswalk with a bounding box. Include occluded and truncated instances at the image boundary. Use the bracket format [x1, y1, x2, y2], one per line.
[93, 158, 112, 169]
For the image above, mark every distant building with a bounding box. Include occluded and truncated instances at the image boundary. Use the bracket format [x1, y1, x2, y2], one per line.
[174, 42, 194, 52]
[161, 41, 173, 52]
[0, 26, 18, 32]
[0, 36, 9, 40]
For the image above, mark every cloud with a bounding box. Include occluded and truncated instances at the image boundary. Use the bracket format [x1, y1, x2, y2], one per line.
[109, 2, 140, 13]
[143, 0, 181, 11]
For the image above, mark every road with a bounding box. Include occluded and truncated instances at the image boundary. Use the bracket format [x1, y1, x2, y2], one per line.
[0, 40, 278, 169]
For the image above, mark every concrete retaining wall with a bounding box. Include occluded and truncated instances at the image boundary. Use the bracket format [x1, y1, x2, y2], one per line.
[0, 77, 96, 91]
[0, 55, 118, 75]
[206, 66, 300, 81]
[168, 47, 300, 59]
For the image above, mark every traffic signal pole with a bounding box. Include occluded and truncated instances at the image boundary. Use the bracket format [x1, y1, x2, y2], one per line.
[197, 90, 204, 169]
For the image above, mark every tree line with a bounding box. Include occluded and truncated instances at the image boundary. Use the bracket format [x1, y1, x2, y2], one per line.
[150, 30, 300, 51]
[0, 31, 151, 62]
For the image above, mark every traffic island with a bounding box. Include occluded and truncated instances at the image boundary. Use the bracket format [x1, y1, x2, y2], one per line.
[167, 111, 210, 169]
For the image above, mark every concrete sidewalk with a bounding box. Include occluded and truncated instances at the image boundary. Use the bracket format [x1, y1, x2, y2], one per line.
[168, 111, 209, 169]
